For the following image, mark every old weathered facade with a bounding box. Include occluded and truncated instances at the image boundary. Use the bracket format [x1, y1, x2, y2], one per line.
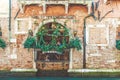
[0, 0, 120, 71]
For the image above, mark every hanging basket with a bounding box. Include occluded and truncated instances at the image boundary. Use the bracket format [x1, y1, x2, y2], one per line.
[24, 36, 36, 48]
[116, 40, 120, 50]
[24, 21, 82, 53]
[0, 38, 6, 49]
[69, 37, 82, 50]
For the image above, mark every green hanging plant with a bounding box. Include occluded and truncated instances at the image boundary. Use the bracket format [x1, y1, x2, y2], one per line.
[36, 31, 52, 51]
[63, 27, 69, 36]
[116, 40, 120, 50]
[41, 44, 52, 52]
[49, 36, 57, 49]
[24, 36, 36, 48]
[55, 44, 66, 53]
[53, 28, 60, 36]
[0, 38, 6, 49]
[55, 38, 67, 53]
[36, 33, 45, 48]
[55, 45, 65, 54]
[69, 37, 82, 50]
[24, 21, 82, 53]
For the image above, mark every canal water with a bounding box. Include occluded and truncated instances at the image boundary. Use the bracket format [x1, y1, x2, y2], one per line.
[0, 77, 120, 80]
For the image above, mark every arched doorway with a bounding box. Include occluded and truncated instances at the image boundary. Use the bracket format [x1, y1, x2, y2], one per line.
[35, 21, 70, 71]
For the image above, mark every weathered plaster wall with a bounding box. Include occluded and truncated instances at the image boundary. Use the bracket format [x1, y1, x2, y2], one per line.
[86, 19, 119, 69]
[85, 1, 120, 69]
[0, 19, 34, 70]
[0, 0, 34, 70]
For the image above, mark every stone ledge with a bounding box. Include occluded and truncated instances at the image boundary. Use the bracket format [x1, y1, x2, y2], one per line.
[68, 69, 120, 73]
[11, 68, 37, 72]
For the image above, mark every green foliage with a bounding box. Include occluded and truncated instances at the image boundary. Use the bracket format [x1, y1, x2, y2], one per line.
[63, 27, 69, 36]
[0, 38, 6, 49]
[24, 36, 36, 48]
[69, 37, 82, 50]
[24, 22, 82, 53]
[116, 40, 120, 50]
[53, 28, 60, 36]
[40, 44, 52, 52]
[55, 44, 66, 53]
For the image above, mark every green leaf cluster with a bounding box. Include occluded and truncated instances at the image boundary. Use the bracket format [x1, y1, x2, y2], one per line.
[69, 37, 82, 50]
[116, 40, 120, 50]
[24, 22, 82, 53]
[0, 38, 6, 49]
[24, 36, 36, 48]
